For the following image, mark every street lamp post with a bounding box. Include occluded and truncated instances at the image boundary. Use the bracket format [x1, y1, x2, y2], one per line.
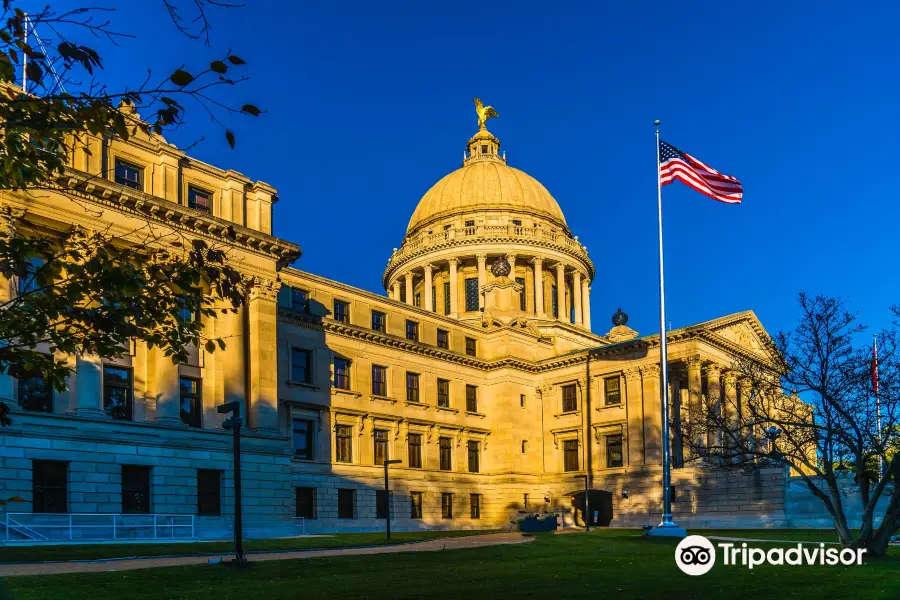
[383, 459, 402, 540]
[218, 400, 247, 566]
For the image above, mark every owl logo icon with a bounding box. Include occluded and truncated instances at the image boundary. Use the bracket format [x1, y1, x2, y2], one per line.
[675, 535, 716, 576]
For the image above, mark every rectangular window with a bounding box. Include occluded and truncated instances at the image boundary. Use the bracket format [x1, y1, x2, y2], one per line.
[371, 310, 386, 333]
[408, 433, 423, 468]
[114, 159, 143, 190]
[103, 365, 133, 421]
[121, 465, 151, 514]
[516, 277, 526, 310]
[437, 378, 450, 408]
[406, 372, 420, 403]
[187, 186, 211, 212]
[604, 376, 621, 405]
[443, 282, 451, 315]
[291, 287, 309, 313]
[606, 434, 624, 468]
[376, 489, 388, 519]
[441, 492, 453, 519]
[406, 320, 419, 342]
[18, 373, 53, 413]
[179, 376, 202, 428]
[563, 440, 579, 472]
[337, 488, 355, 519]
[334, 358, 351, 390]
[467, 440, 480, 473]
[296, 487, 316, 519]
[410, 492, 423, 519]
[511, 219, 522, 227]
[437, 329, 449, 349]
[465, 337, 477, 357]
[413, 293, 421, 308]
[465, 220, 475, 227]
[552, 285, 559, 318]
[293, 418, 314, 460]
[562, 384, 577, 413]
[520, 394, 526, 408]
[465, 278, 479, 312]
[291, 348, 311, 384]
[439, 436, 452, 471]
[32, 460, 67, 513]
[465, 384, 478, 413]
[197, 469, 221, 516]
[333, 300, 349, 324]
[374, 429, 389, 466]
[470, 494, 481, 519]
[336, 424, 353, 463]
[372, 365, 387, 396]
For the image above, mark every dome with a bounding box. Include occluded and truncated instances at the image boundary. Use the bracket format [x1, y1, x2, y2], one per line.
[406, 160, 569, 235]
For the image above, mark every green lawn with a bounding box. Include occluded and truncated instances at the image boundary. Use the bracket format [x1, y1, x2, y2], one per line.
[0, 530, 497, 563]
[3, 529, 898, 600]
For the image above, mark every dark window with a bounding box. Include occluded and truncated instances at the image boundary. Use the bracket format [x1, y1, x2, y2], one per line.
[406, 372, 420, 403]
[511, 219, 522, 227]
[564, 440, 579, 472]
[371, 310, 386, 332]
[443, 282, 451, 314]
[439, 437, 452, 471]
[296, 487, 315, 518]
[122, 465, 151, 514]
[293, 418, 314, 460]
[32, 460, 67, 513]
[441, 492, 453, 519]
[465, 278, 479, 312]
[114, 159, 143, 190]
[103, 365, 133, 421]
[337, 488, 355, 519]
[179, 377, 201, 428]
[437, 379, 450, 408]
[413, 293, 421, 308]
[333, 300, 349, 324]
[291, 288, 308, 313]
[520, 394, 526, 408]
[470, 494, 481, 519]
[466, 384, 478, 413]
[604, 376, 621, 405]
[516, 277, 526, 310]
[606, 434, 624, 468]
[437, 329, 449, 349]
[465, 337, 477, 357]
[376, 489, 388, 519]
[291, 348, 311, 384]
[410, 492, 423, 519]
[334, 358, 351, 390]
[18, 373, 53, 413]
[552, 285, 559, 318]
[408, 433, 422, 468]
[372, 365, 387, 396]
[465, 220, 475, 227]
[562, 384, 577, 413]
[432, 287, 436, 312]
[406, 320, 419, 341]
[374, 429, 389, 465]
[197, 469, 221, 516]
[480, 144, 488, 154]
[187, 186, 211, 212]
[467, 440, 480, 473]
[336, 425, 353, 463]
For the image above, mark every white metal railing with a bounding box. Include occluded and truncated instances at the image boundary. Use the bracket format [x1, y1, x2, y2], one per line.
[3, 513, 195, 543]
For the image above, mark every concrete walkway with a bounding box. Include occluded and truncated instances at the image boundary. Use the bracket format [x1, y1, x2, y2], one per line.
[0, 532, 532, 577]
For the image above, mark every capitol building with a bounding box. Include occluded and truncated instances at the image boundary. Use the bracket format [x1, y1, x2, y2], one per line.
[0, 102, 793, 537]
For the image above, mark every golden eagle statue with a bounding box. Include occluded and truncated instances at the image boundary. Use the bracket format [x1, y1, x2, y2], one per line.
[474, 97, 499, 130]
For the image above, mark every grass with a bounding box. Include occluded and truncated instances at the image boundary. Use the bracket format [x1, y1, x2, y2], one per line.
[3, 529, 899, 600]
[0, 530, 497, 563]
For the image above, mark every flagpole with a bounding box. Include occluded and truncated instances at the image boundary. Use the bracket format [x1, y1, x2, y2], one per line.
[875, 334, 883, 477]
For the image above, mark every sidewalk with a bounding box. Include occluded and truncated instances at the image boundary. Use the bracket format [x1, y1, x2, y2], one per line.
[0, 532, 532, 577]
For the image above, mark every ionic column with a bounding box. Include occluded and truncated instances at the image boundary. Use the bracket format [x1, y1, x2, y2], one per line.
[532, 257, 545, 318]
[476, 253, 487, 310]
[581, 279, 591, 330]
[448, 258, 459, 318]
[391, 280, 400, 301]
[404, 271, 414, 306]
[74, 353, 106, 418]
[686, 356, 704, 453]
[423, 264, 434, 312]
[572, 270, 583, 325]
[705, 364, 722, 452]
[555, 262, 566, 322]
[153, 347, 184, 426]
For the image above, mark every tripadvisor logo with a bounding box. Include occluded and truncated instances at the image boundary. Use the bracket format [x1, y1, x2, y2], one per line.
[675, 535, 866, 576]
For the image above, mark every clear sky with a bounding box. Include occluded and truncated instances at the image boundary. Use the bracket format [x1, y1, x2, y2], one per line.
[38, 0, 900, 338]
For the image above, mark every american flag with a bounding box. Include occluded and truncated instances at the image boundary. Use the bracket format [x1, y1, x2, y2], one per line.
[659, 140, 743, 204]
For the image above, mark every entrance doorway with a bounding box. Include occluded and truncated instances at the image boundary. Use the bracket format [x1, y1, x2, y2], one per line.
[569, 489, 613, 527]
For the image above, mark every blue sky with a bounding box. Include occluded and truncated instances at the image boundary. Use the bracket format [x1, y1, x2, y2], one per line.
[39, 0, 900, 338]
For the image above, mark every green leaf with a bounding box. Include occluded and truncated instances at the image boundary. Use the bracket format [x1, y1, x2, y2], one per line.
[205, 340, 216, 353]
[227, 55, 246, 65]
[241, 104, 261, 117]
[210, 60, 227, 74]
[225, 130, 235, 149]
[169, 69, 194, 87]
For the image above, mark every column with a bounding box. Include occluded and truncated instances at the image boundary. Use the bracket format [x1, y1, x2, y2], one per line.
[705, 364, 722, 453]
[73, 353, 106, 418]
[153, 347, 184, 426]
[247, 278, 280, 434]
[555, 262, 566, 322]
[641, 364, 663, 464]
[572, 270, 583, 325]
[404, 271, 414, 306]
[423, 264, 434, 312]
[623, 367, 644, 466]
[391, 280, 400, 301]
[476, 253, 487, 310]
[448, 258, 459, 318]
[581, 279, 591, 330]
[532, 257, 545, 318]
[723, 371, 739, 459]
[505, 253, 517, 275]
[686, 356, 704, 453]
